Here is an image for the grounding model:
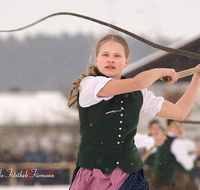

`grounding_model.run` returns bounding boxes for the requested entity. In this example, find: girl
[68,34,200,190]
